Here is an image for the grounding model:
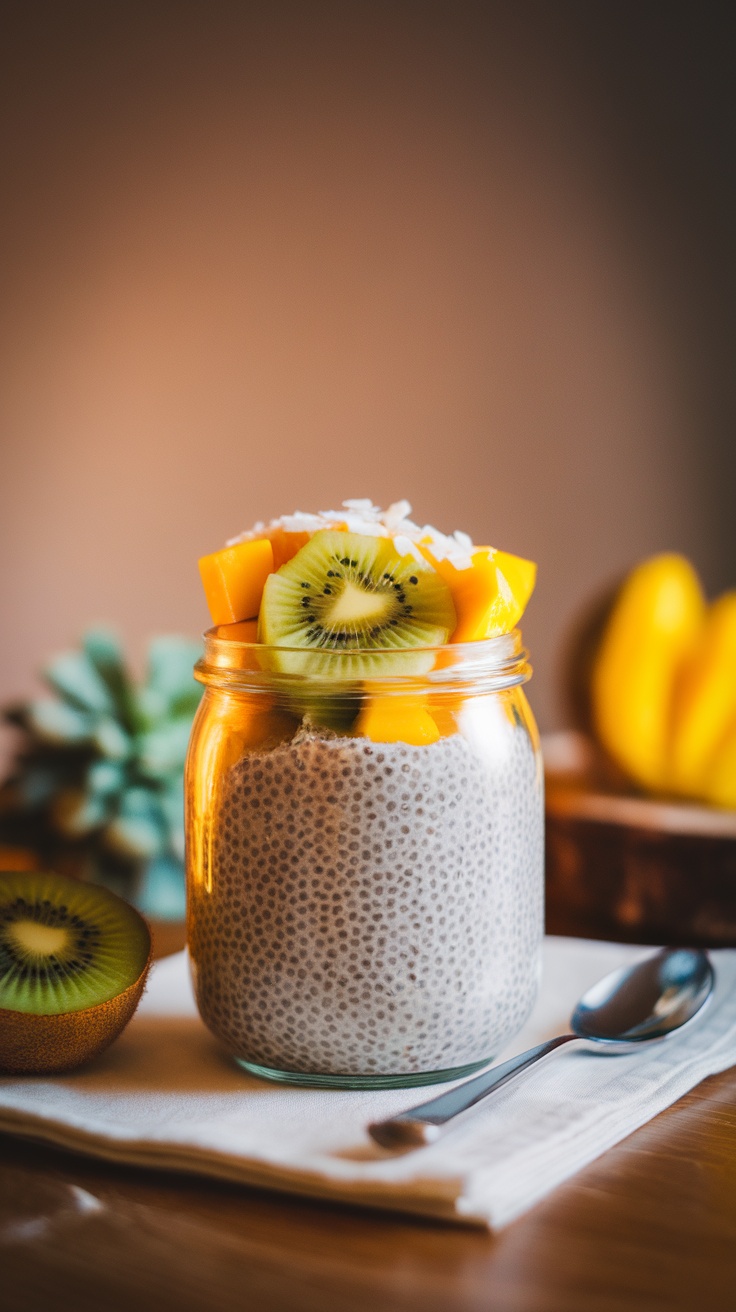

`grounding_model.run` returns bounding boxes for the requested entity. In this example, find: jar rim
[196,627,532,694]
